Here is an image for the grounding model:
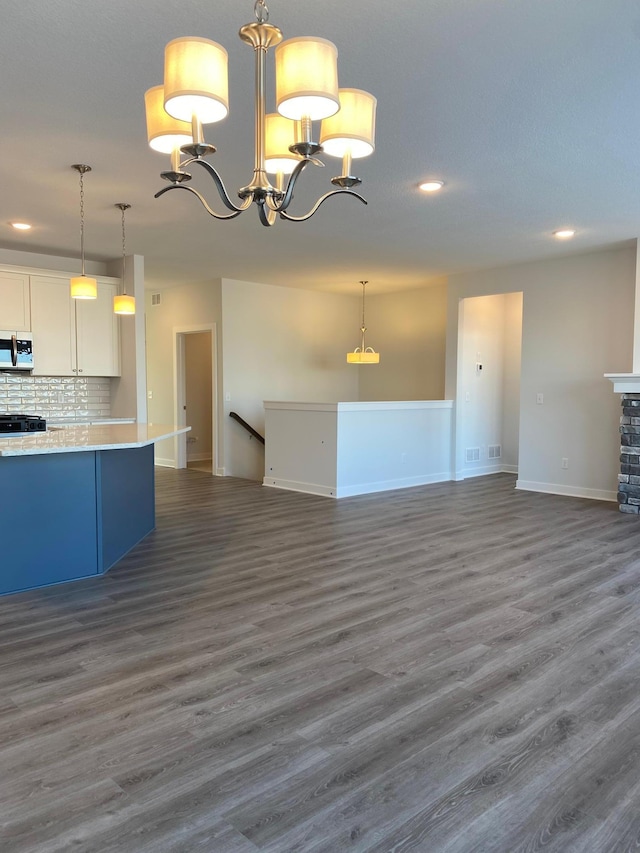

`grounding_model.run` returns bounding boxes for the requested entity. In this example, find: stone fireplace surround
[606,375,640,513]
